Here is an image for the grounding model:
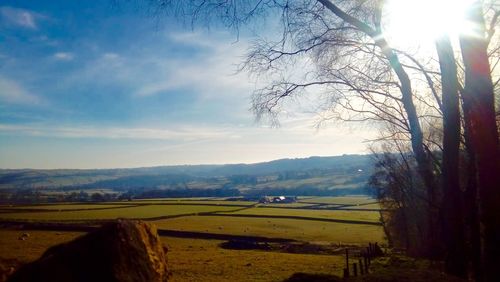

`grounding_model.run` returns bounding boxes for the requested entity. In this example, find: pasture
[0,196,385,281]
[152,216,384,243]
[219,207,381,223]
[0,204,239,221]
[298,196,376,205]
[0,204,134,211]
